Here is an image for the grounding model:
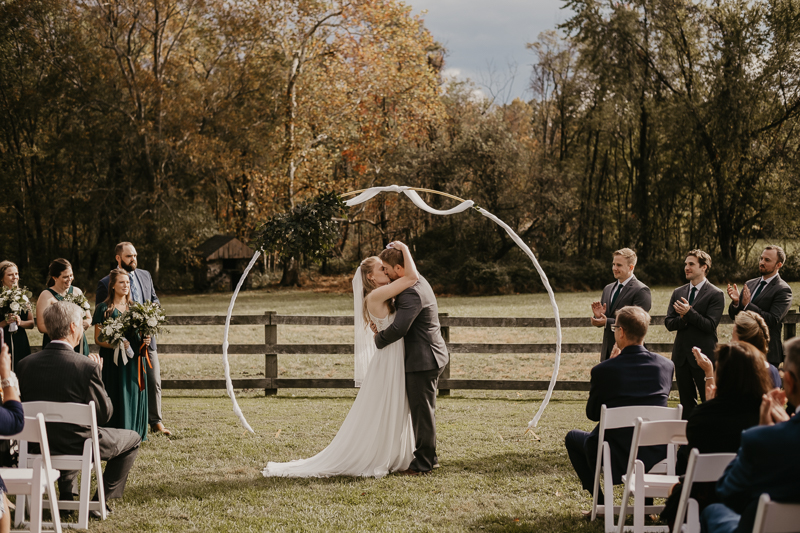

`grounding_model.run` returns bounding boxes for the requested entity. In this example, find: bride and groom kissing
[262,242,449,478]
